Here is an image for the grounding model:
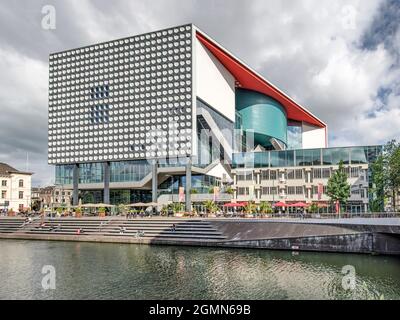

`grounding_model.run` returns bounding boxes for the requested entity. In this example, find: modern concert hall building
[48,24,381,212]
